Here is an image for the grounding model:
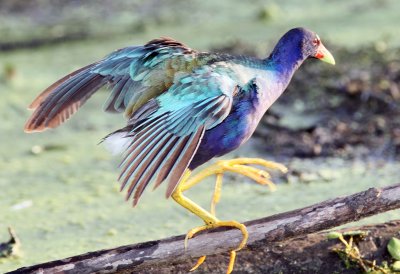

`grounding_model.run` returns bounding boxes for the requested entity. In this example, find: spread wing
[110,67,238,205]
[24,38,199,132]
